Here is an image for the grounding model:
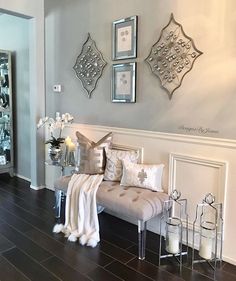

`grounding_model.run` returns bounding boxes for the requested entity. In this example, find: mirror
[0,50,12,167]
[0,51,10,109]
